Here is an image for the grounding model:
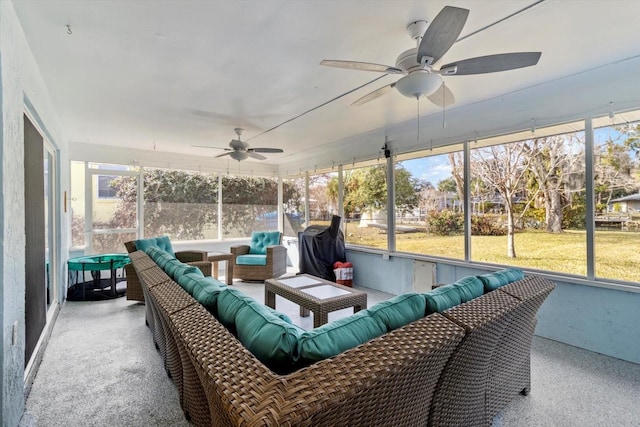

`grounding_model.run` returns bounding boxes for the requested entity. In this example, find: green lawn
[333,223,640,283]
